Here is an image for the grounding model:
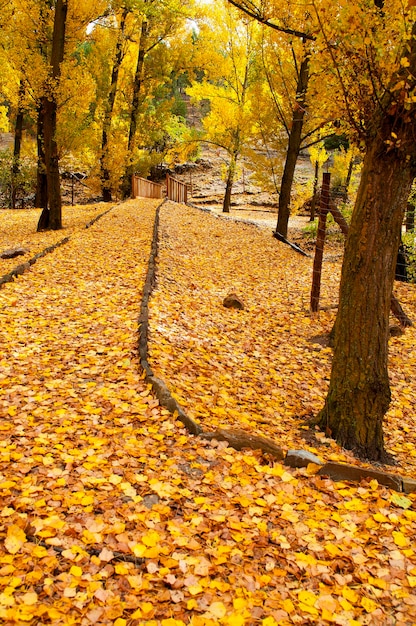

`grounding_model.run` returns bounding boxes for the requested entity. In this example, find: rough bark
[37,0,68,232]
[317,129,416,460]
[41,96,62,230]
[276,52,310,238]
[100,8,128,202]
